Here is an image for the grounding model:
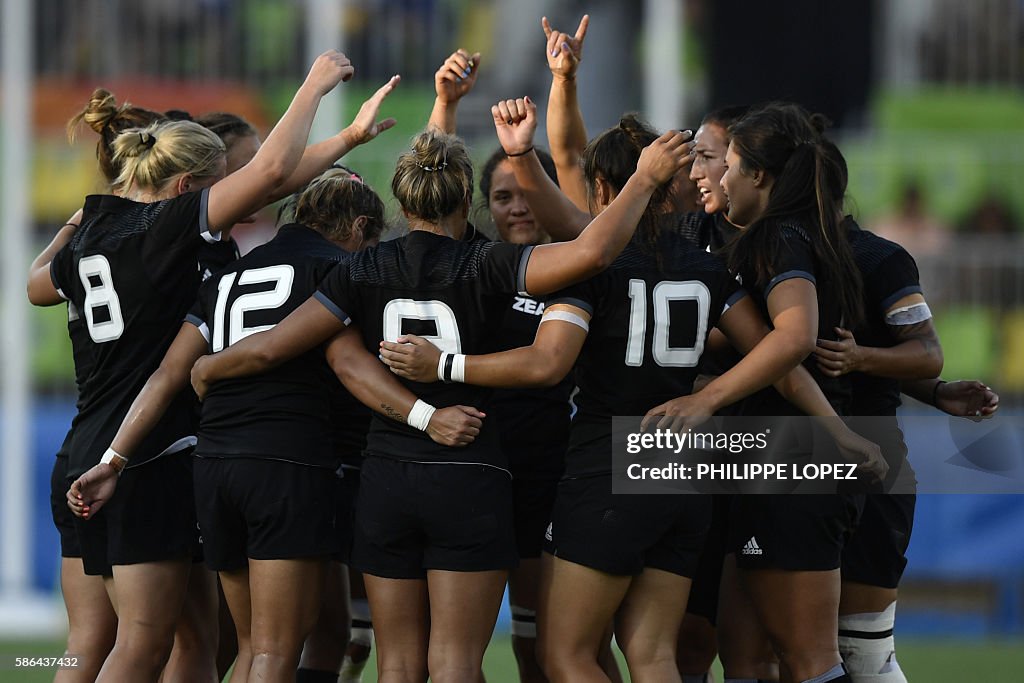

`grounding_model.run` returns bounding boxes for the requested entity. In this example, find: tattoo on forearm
[381,403,404,422]
[890,321,941,356]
